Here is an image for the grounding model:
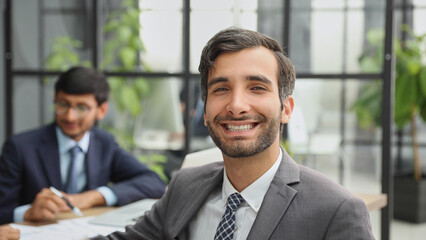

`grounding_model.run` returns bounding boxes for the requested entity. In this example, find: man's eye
[57,102,69,108]
[76,105,90,112]
[213,87,228,93]
[251,86,267,91]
